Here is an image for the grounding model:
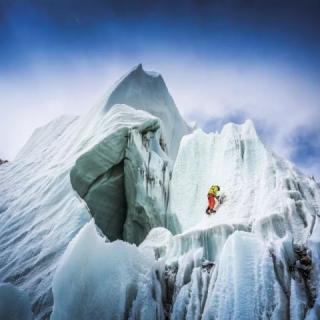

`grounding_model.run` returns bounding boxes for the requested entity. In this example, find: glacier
[69,105,180,244]
[0,64,319,320]
[0,282,33,320]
